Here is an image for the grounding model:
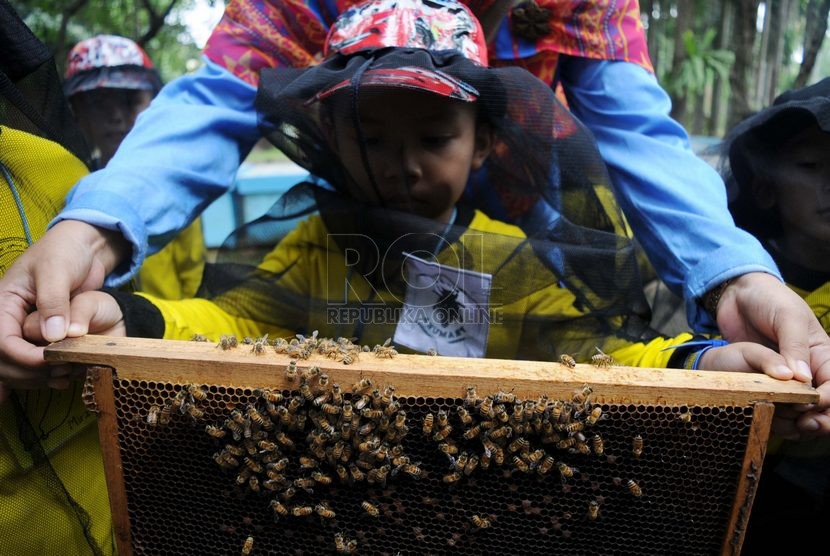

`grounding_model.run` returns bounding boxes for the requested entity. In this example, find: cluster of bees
[213,331,397,364]
[422,383,644,525]
[175,334,651,552]
[202,339,418,555]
